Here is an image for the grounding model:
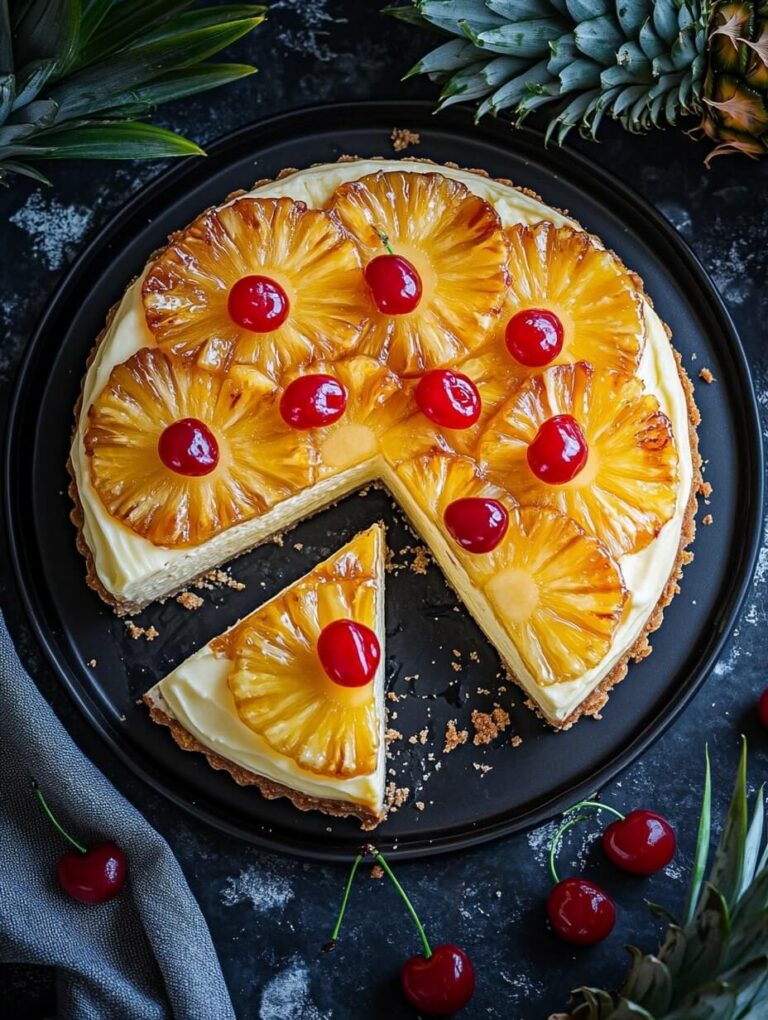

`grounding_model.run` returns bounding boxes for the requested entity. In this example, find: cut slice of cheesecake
[143,524,387,828]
